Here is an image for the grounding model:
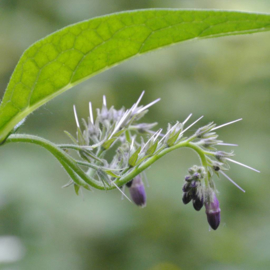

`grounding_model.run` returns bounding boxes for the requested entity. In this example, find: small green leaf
[105,170,120,178]
[64,131,78,145]
[113,129,125,138]
[125,130,132,143]
[83,185,92,191]
[102,129,125,149]
[146,141,158,156]
[76,127,85,145]
[128,147,141,167]
[102,137,116,149]
[74,184,80,195]
[167,130,182,146]
[1,9,270,142]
